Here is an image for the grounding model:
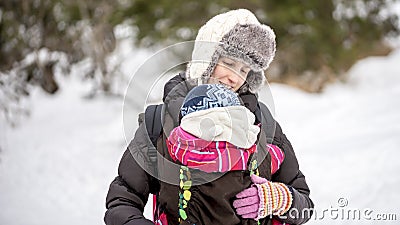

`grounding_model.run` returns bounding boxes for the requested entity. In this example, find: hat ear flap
[245,70,265,93]
[201,51,221,84]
